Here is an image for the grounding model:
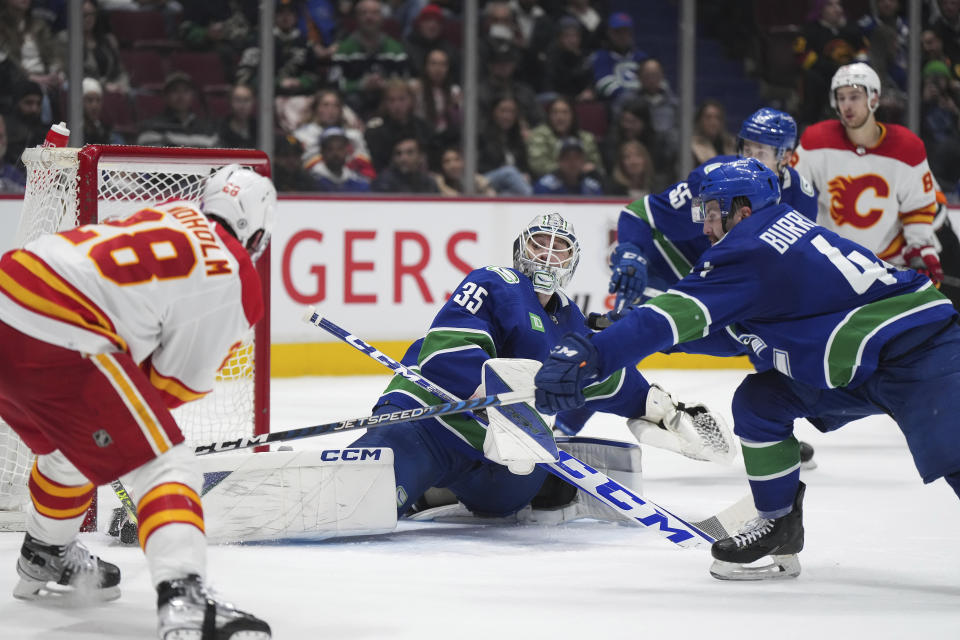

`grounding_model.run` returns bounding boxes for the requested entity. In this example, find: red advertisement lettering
[345,230,377,303]
[444,231,477,300]
[282,230,326,304]
[394,231,432,303]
